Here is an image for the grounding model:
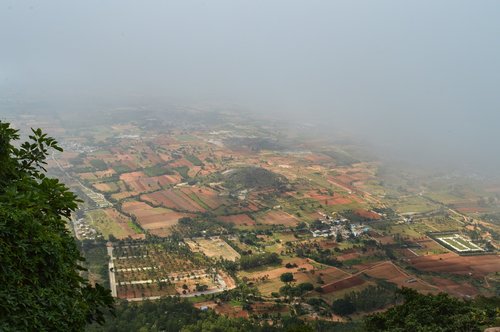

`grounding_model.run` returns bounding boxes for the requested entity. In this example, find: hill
[222,167,289,191]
